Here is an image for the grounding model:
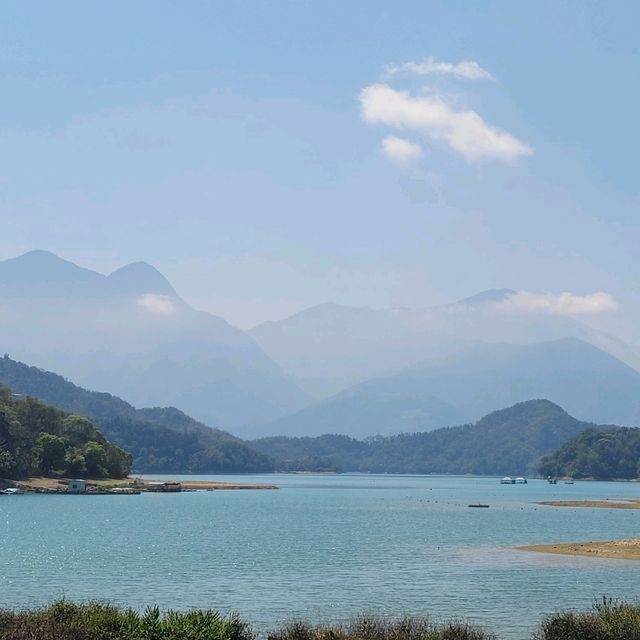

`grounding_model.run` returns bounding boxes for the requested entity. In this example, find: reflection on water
[1,474,639,640]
